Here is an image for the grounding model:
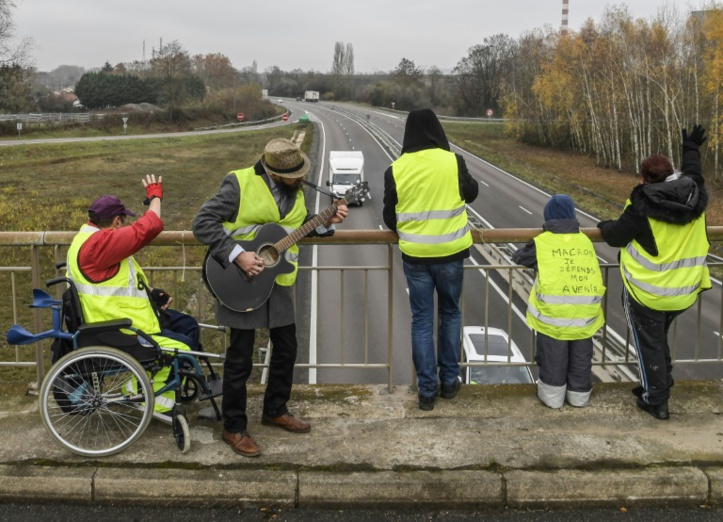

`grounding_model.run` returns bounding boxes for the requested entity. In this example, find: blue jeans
[403,259,464,397]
